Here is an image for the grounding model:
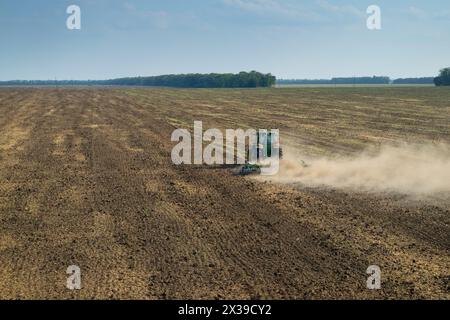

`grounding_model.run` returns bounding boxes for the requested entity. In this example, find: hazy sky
[0,0,449,80]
